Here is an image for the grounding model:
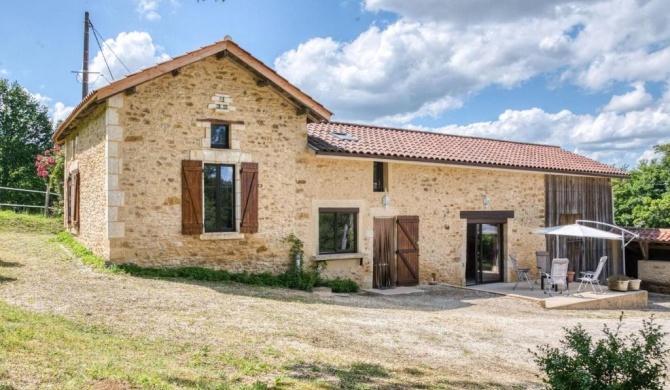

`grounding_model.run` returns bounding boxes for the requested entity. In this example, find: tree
[0,78,54,207]
[613,143,670,228]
